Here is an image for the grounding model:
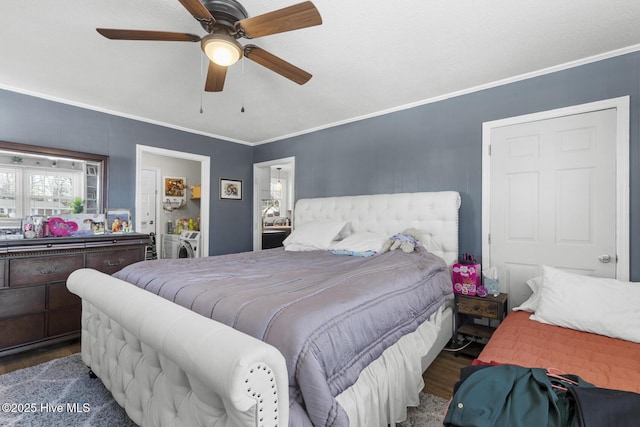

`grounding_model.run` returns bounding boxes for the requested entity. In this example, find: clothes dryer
[178,231,201,258]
